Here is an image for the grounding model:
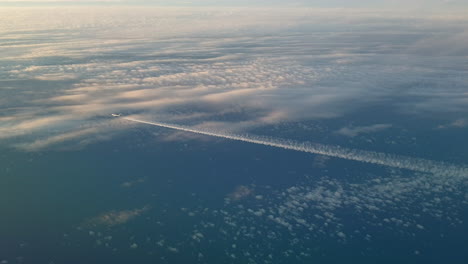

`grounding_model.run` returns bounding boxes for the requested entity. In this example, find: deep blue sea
[1,116,467,263]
